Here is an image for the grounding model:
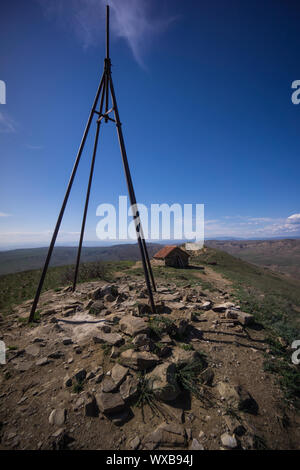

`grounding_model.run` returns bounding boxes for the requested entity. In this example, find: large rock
[200,301,212,310]
[213,302,235,312]
[101,376,119,393]
[143,423,186,449]
[49,409,66,426]
[120,375,139,401]
[147,363,180,402]
[89,284,118,300]
[95,391,125,414]
[190,438,204,450]
[120,349,159,370]
[89,301,105,315]
[132,334,150,347]
[236,311,254,326]
[93,331,124,347]
[119,315,149,337]
[111,364,129,387]
[221,433,238,449]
